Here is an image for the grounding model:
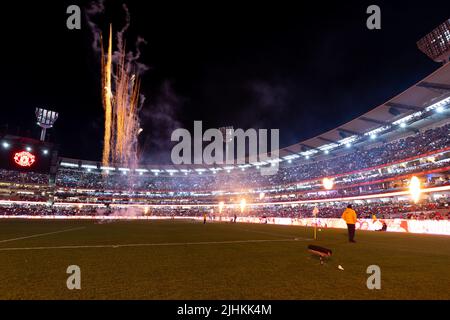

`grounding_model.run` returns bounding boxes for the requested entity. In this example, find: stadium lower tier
[0,205,449,236]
